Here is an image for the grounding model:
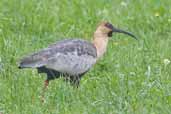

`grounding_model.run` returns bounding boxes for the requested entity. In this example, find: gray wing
[19,39,97,74]
[19,48,52,68]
